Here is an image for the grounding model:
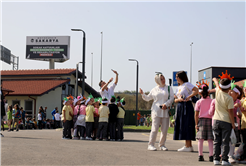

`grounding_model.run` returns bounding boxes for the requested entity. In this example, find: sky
[0,1,245,93]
